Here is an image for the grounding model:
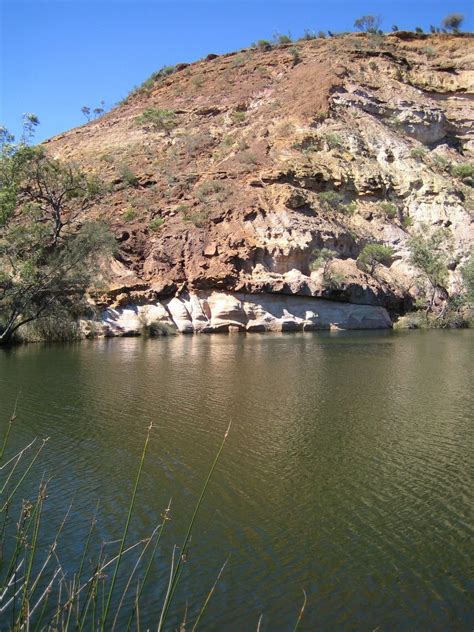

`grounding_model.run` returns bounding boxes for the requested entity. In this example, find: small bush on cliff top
[252,39,272,51]
[300,29,317,41]
[442,13,464,33]
[354,15,381,33]
[138,65,176,93]
[274,33,292,45]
